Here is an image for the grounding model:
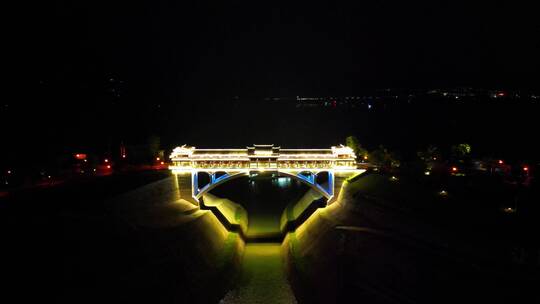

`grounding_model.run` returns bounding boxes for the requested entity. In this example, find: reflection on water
[249,176,292,188]
[209,174,309,238]
[274,177,292,188]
